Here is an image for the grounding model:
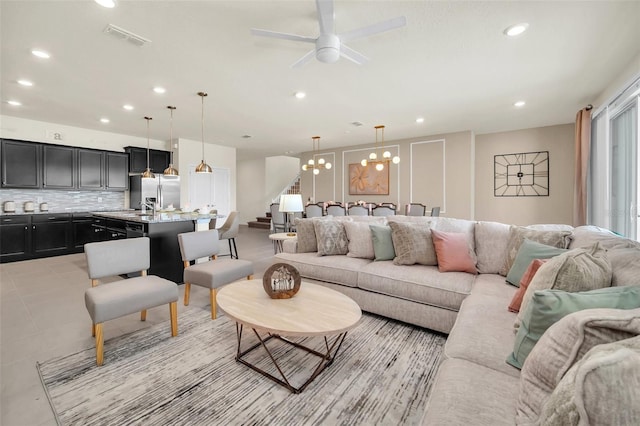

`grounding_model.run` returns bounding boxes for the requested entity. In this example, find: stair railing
[271,173,301,204]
